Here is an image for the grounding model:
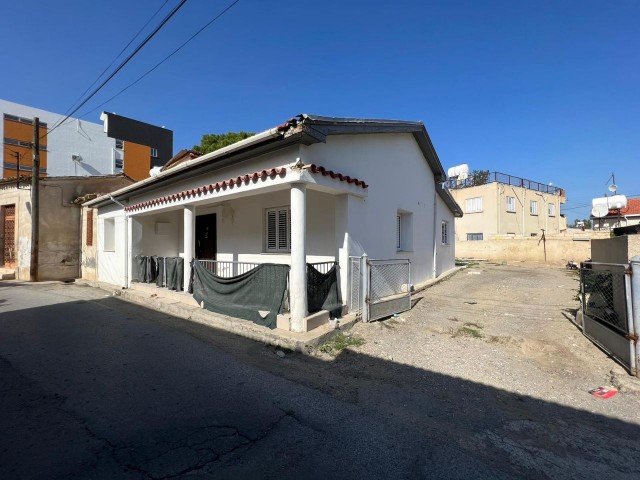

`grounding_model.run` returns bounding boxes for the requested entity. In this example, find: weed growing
[319,333,365,356]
